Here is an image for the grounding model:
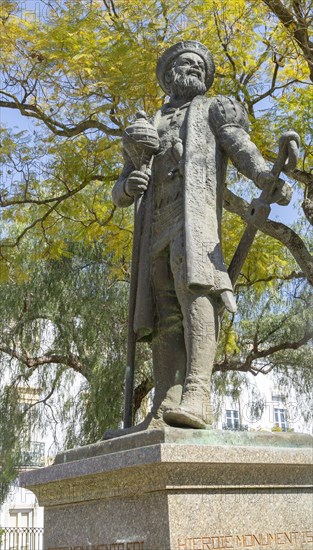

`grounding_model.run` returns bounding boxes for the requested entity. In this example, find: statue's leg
[150,250,186,417]
[104,247,186,440]
[163,230,220,429]
[163,293,219,428]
